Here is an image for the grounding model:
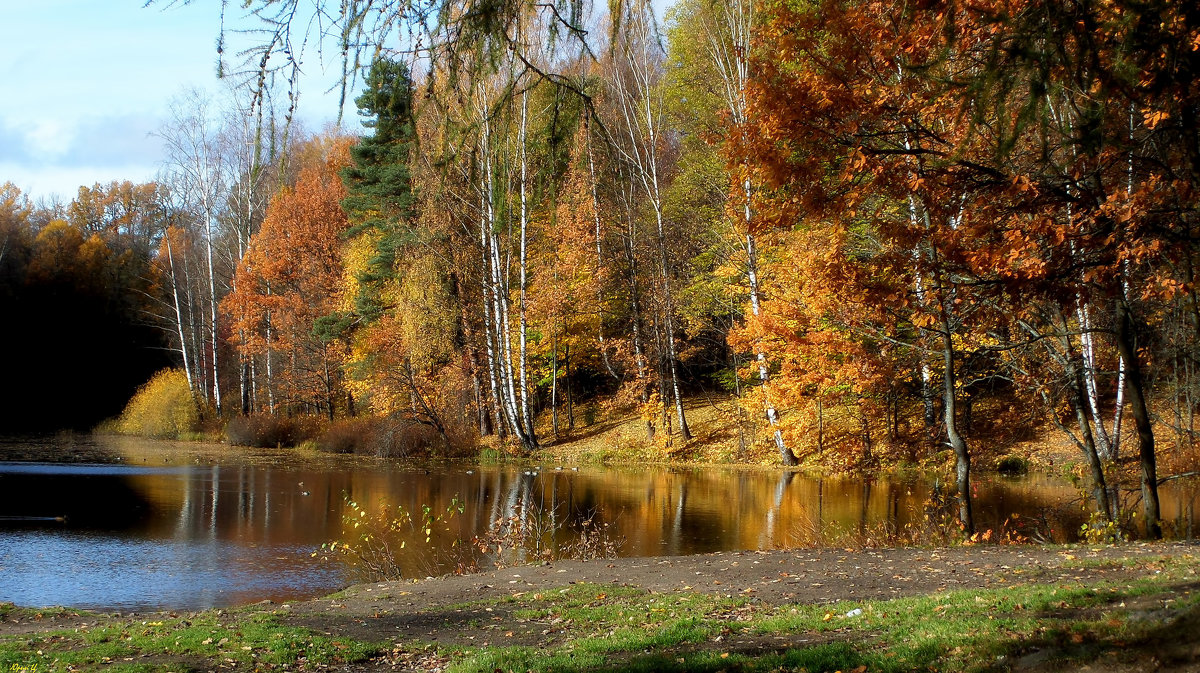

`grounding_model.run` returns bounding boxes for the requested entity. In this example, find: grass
[0,607,380,672]
[525,397,767,467]
[3,552,1197,672]
[434,553,1200,673]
